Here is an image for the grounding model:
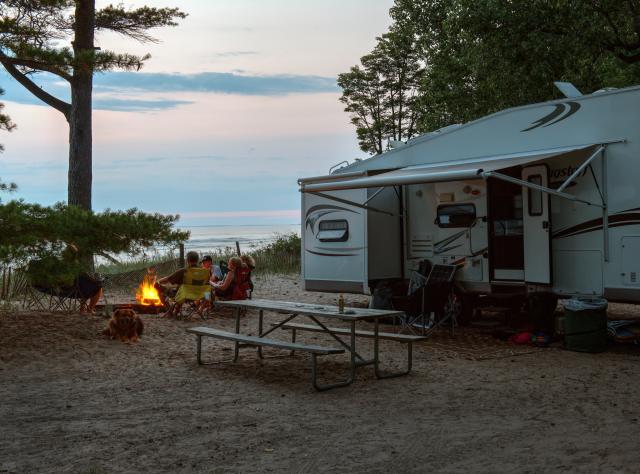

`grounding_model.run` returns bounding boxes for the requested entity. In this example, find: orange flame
[135,274,163,306]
